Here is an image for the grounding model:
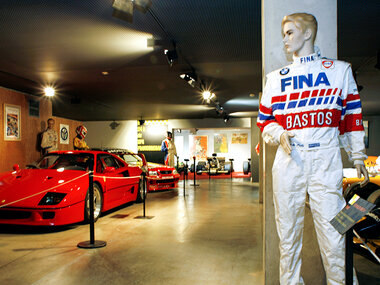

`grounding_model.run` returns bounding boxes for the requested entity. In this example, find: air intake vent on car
[160,170,172,175]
